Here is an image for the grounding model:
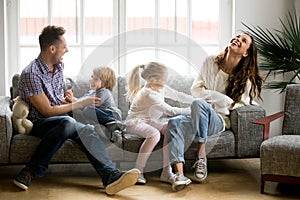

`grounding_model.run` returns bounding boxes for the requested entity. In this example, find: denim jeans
[82,106,121,125]
[167,99,223,164]
[28,115,116,180]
